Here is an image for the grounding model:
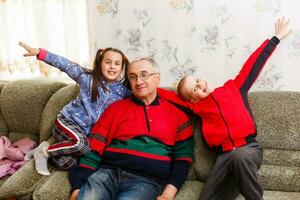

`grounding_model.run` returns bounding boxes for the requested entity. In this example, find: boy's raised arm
[275,17,293,41]
[233,17,292,92]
